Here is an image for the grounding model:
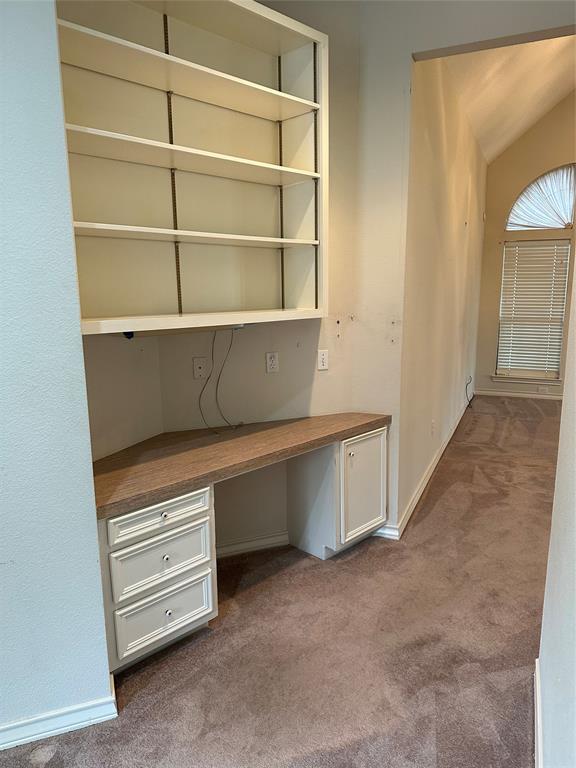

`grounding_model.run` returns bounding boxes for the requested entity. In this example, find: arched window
[506,164,575,231]
[497,164,574,381]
